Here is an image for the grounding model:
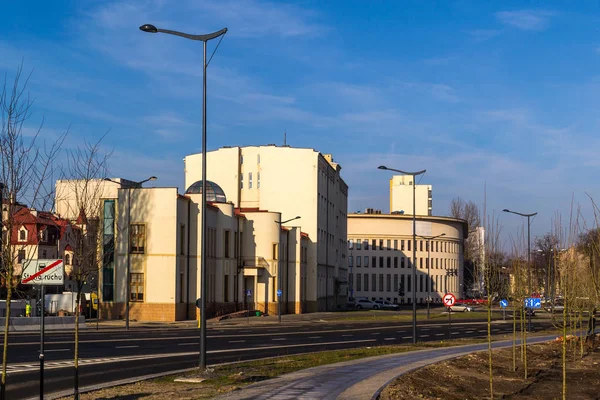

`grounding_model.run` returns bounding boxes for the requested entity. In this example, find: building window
[257,172,261,188]
[257,154,260,164]
[348,240,353,250]
[272,243,278,260]
[103,200,115,302]
[356,256,361,267]
[420,257,423,268]
[393,274,398,292]
[420,275,424,292]
[130,273,144,301]
[386,274,391,292]
[379,274,384,292]
[420,241,423,251]
[387,257,391,268]
[372,239,376,250]
[356,239,361,250]
[240,155,244,164]
[393,240,398,250]
[372,274,377,291]
[240,174,243,189]
[130,224,146,254]
[407,275,411,293]
[401,275,406,294]
[379,256,384,268]
[379,239,384,250]
[372,256,376,268]
[18,250,25,263]
[408,240,411,251]
[401,240,405,251]
[363,240,369,250]
[436,241,439,252]
[364,256,369,267]
[224,275,229,302]
[401,257,405,268]
[349,255,353,267]
[40,229,48,243]
[394,257,398,268]
[426,241,429,252]
[18,228,27,242]
[364,274,369,292]
[249,172,253,189]
[356,273,361,291]
[224,231,230,258]
[387,240,391,250]
[65,254,71,265]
